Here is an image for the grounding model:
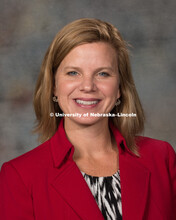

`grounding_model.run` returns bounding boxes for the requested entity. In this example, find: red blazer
[0,119,176,220]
